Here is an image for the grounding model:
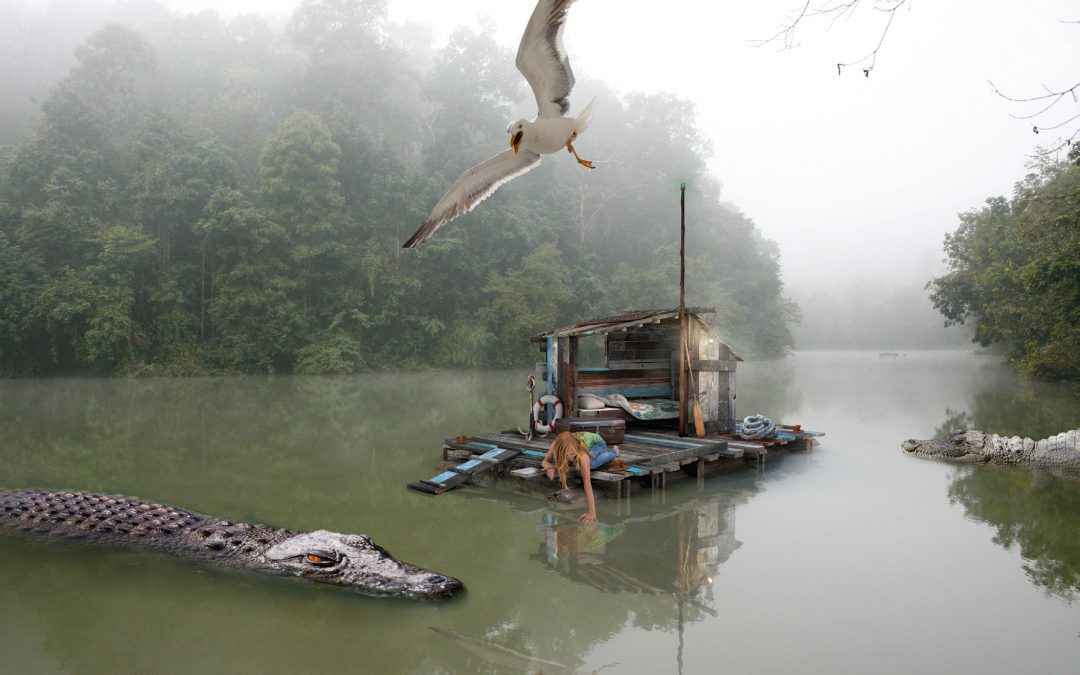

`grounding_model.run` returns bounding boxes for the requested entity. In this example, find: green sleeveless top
[574,431,604,449]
